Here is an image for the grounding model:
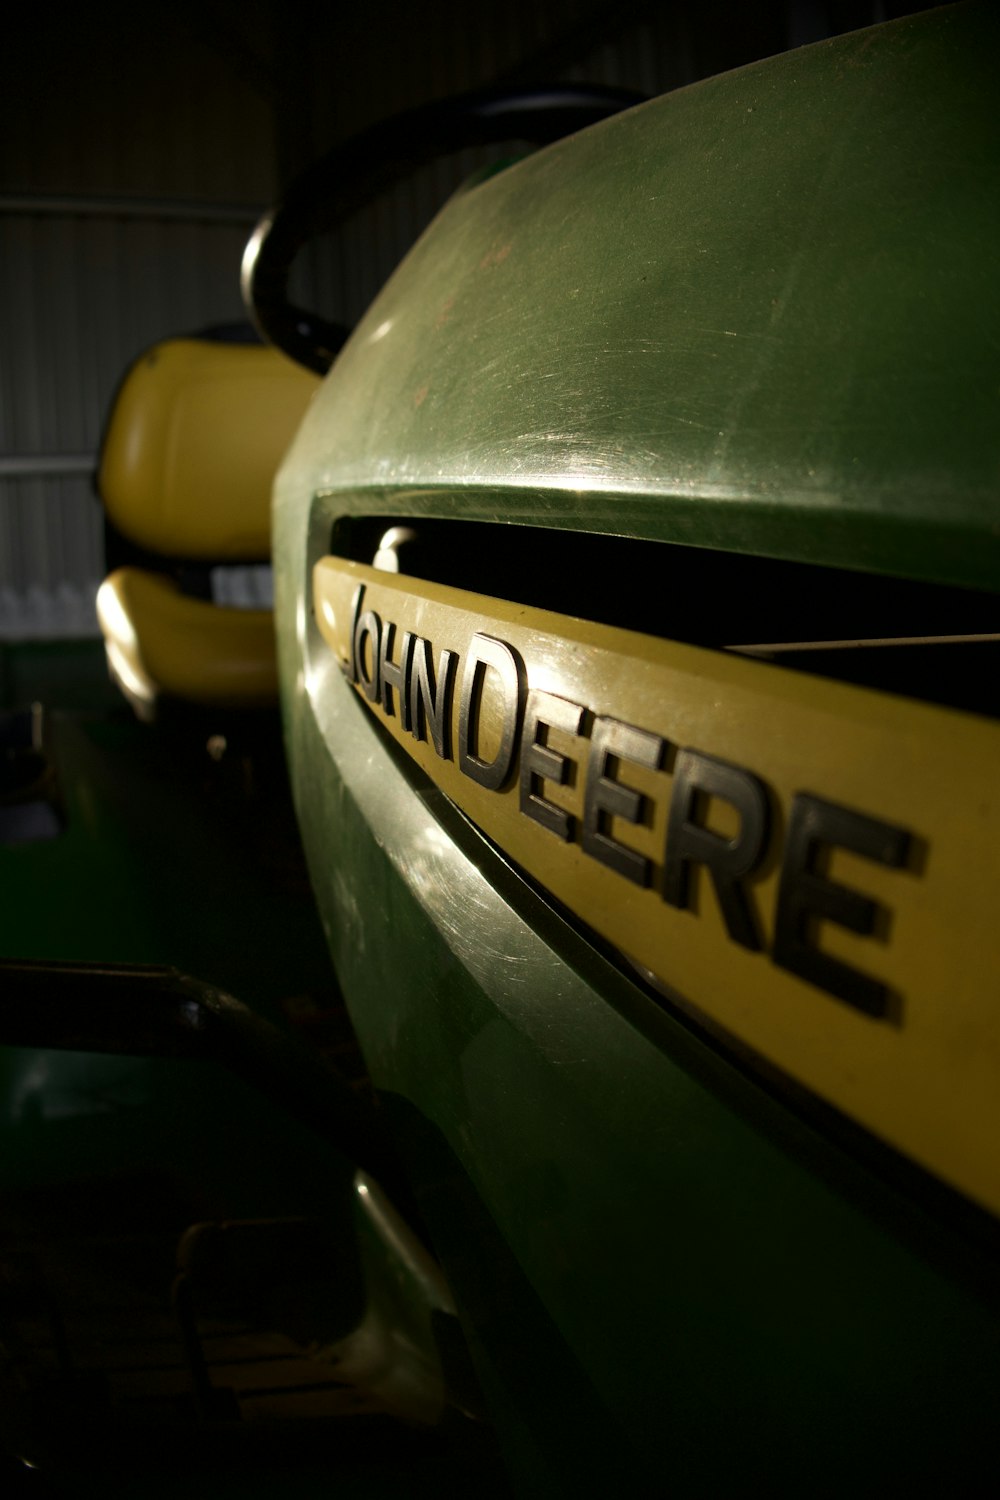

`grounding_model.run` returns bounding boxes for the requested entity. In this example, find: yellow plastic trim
[99,340,319,559]
[315,557,1000,1219]
[97,568,278,710]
